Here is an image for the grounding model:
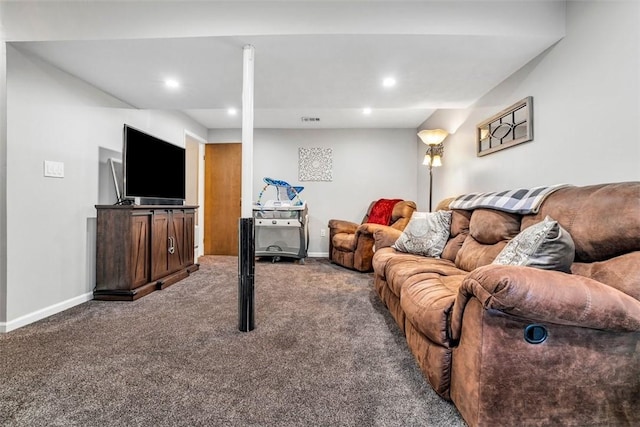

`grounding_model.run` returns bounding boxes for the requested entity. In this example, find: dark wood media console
[94,205,199,301]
